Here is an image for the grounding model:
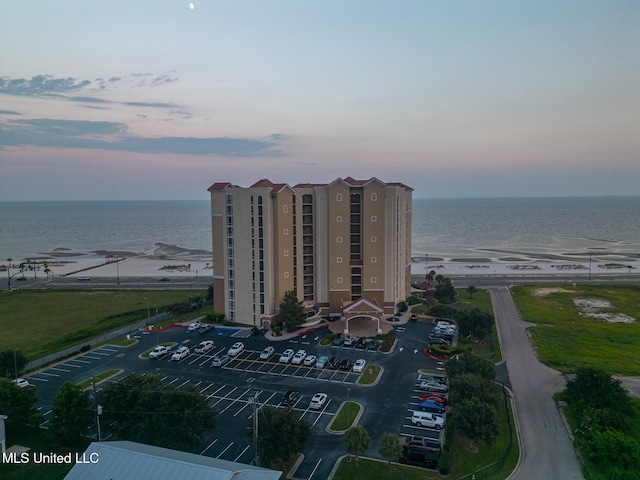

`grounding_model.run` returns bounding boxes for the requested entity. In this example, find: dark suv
[281,390,300,406]
[332,333,343,346]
